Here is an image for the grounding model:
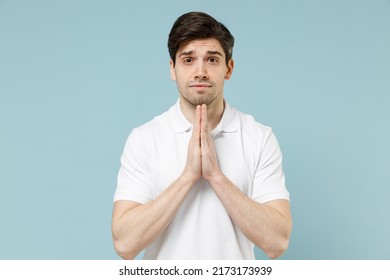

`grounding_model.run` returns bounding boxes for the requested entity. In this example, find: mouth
[189,83,212,89]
